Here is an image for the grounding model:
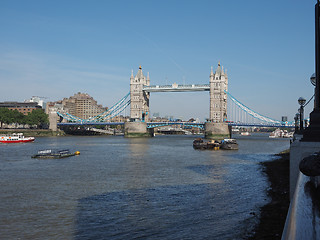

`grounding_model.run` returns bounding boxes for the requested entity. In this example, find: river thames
[0,133,289,239]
